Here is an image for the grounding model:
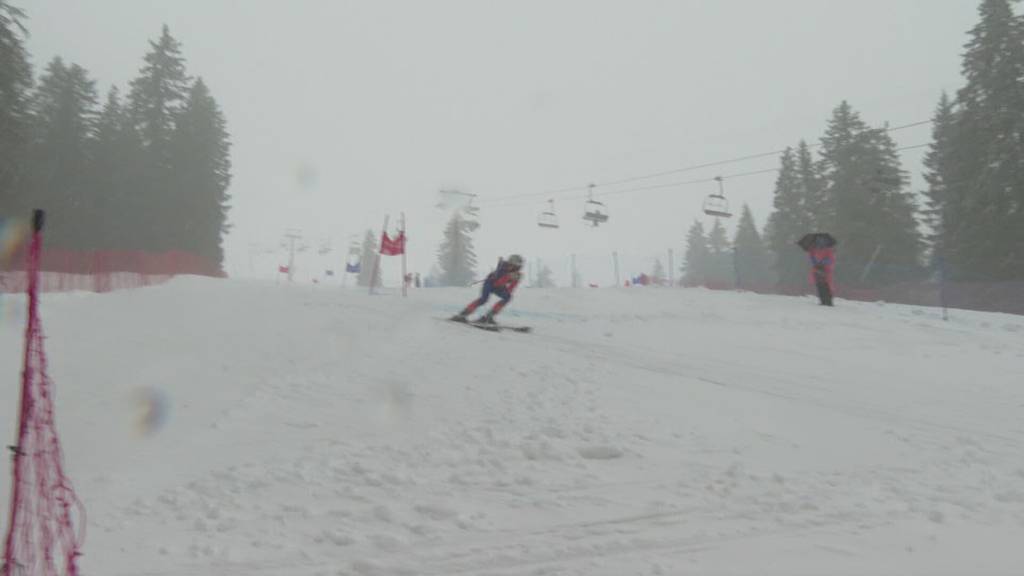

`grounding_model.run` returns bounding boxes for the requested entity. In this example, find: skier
[451,254,524,324]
